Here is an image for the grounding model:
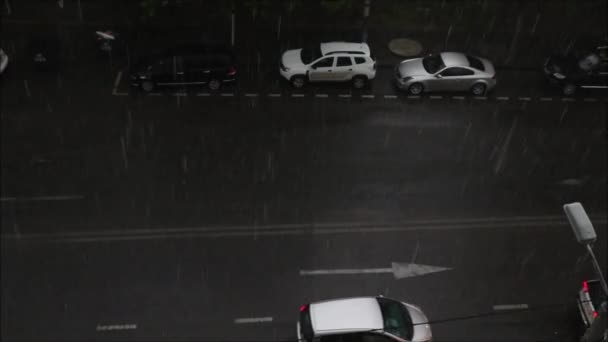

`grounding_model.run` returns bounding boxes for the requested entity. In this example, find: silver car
[395,52,496,95]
